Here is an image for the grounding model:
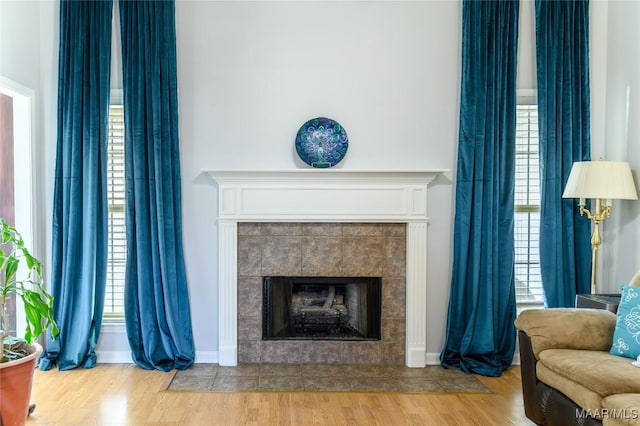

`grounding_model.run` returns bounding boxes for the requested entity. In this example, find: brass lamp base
[578,198,611,294]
